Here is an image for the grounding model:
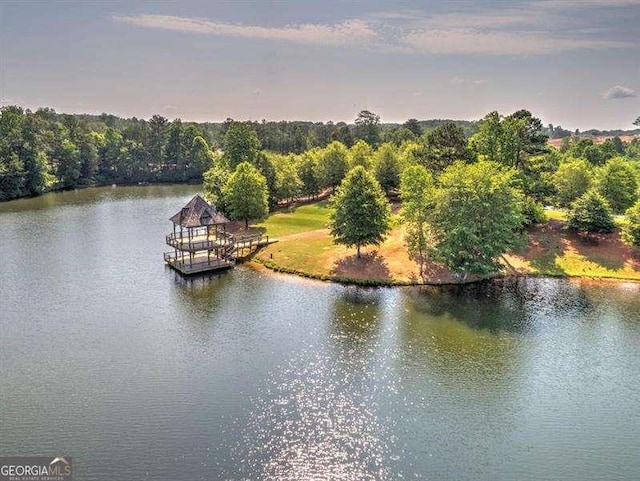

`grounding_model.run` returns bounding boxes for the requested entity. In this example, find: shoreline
[248,257,640,288]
